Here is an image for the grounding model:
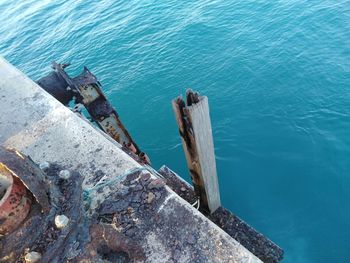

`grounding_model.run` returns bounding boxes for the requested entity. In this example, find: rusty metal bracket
[37,63,150,164]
